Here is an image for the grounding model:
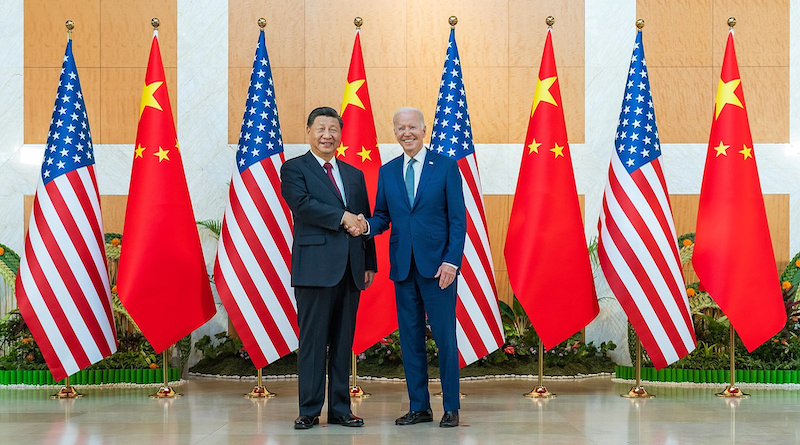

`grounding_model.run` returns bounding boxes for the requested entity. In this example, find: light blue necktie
[405,158,416,206]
